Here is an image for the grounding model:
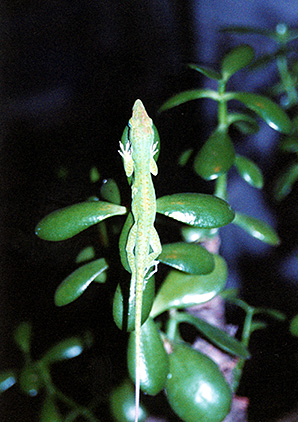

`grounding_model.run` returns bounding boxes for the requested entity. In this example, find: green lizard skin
[119,99,162,422]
